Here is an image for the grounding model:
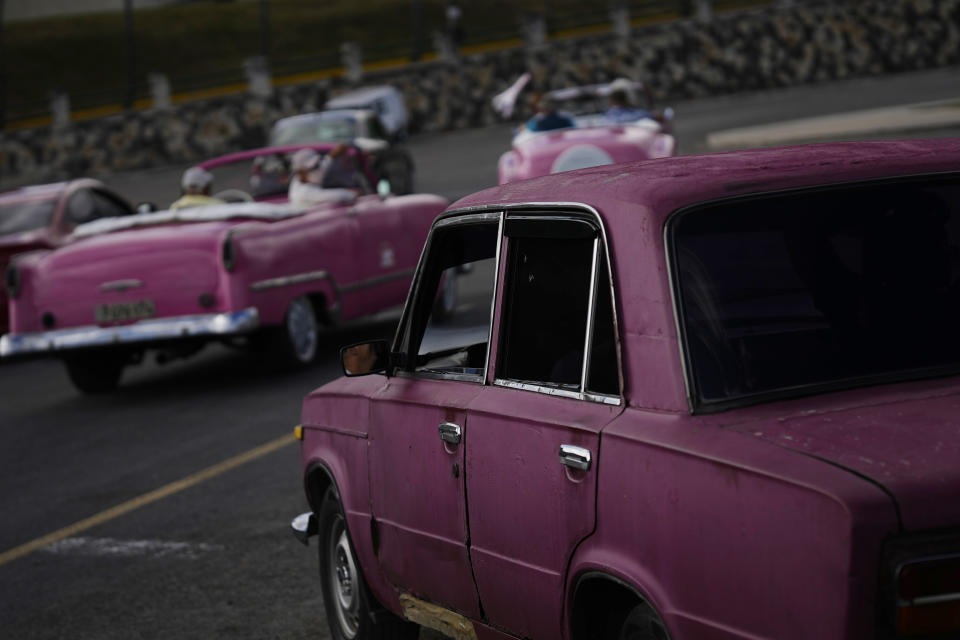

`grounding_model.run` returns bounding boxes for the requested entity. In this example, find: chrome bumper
[291,511,317,546]
[0,307,259,358]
